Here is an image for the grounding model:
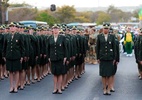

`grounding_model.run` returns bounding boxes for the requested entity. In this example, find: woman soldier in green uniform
[48,25,67,94]
[109,28,120,92]
[137,28,142,79]
[0,26,4,80]
[96,23,116,95]
[3,22,25,93]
